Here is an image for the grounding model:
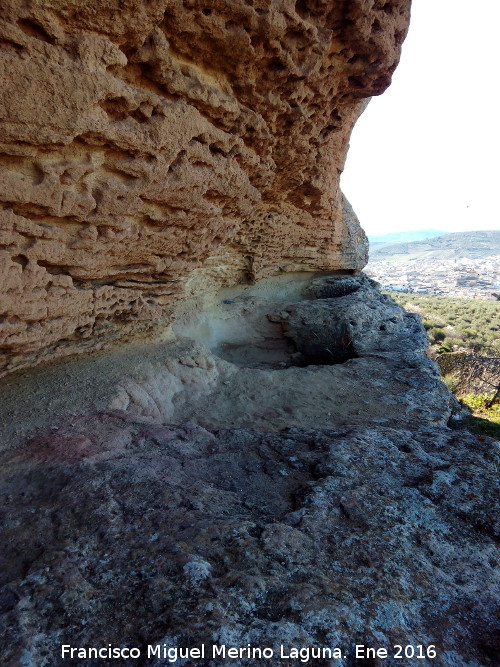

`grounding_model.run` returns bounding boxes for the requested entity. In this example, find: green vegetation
[388,292,500,437]
[460,393,500,438]
[388,293,499,354]
[442,373,460,393]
